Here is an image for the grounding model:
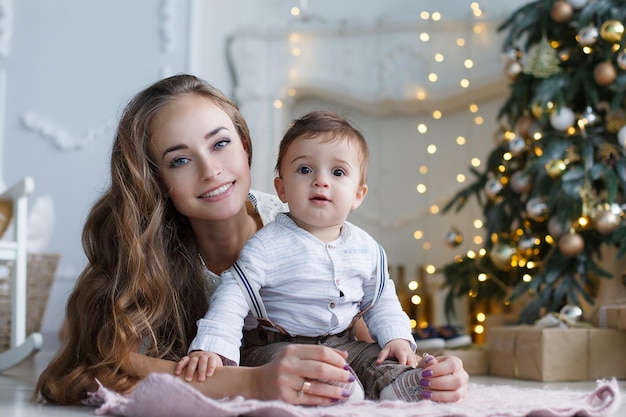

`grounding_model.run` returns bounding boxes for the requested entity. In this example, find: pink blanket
[86,373,622,417]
